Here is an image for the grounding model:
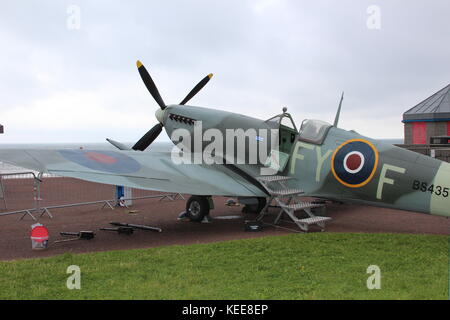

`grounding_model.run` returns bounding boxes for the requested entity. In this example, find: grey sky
[0,0,448,143]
